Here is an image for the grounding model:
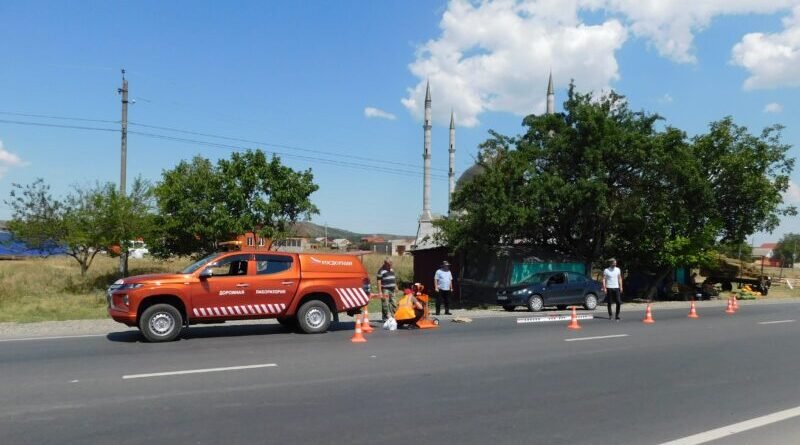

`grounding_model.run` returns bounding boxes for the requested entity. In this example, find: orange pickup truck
[107,250,369,342]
